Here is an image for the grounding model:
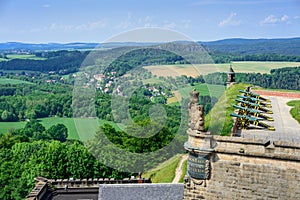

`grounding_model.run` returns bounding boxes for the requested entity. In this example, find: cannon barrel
[236,99,273,114]
[233,104,274,121]
[237,95,272,108]
[239,90,270,102]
